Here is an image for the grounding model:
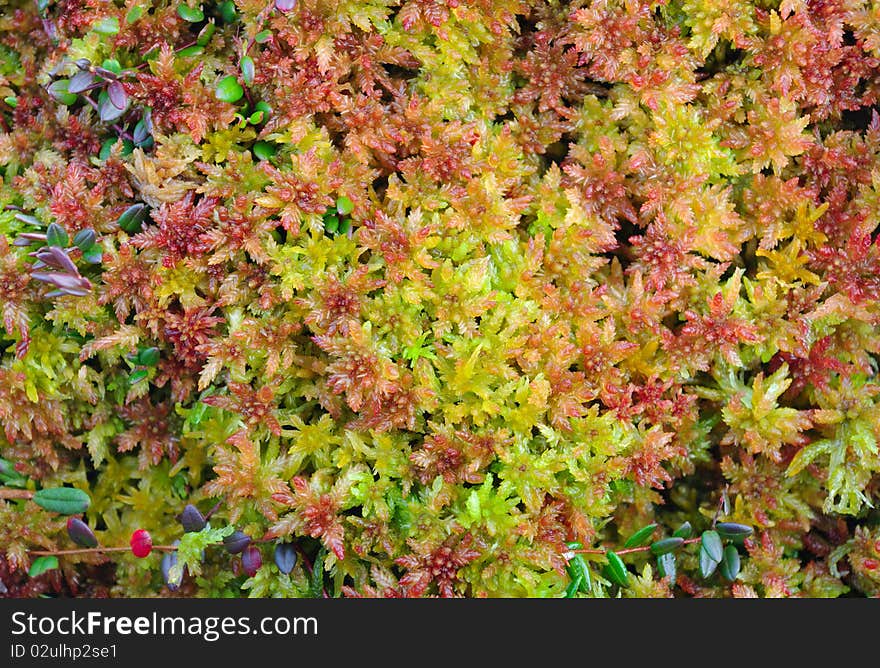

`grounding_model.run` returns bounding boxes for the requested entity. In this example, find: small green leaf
[699,530,723,579]
[48,80,78,106]
[337,218,351,235]
[215,75,244,103]
[93,16,120,35]
[565,553,591,594]
[604,551,629,587]
[196,21,216,46]
[177,4,205,22]
[672,521,693,539]
[137,347,160,366]
[82,248,103,264]
[33,487,91,515]
[248,110,265,125]
[133,119,151,146]
[28,556,59,578]
[117,203,148,233]
[46,223,68,248]
[719,545,741,582]
[129,369,149,384]
[324,215,339,234]
[219,1,237,23]
[255,29,272,43]
[335,195,354,216]
[650,536,684,556]
[656,553,676,582]
[3,96,16,108]
[252,141,276,160]
[623,523,658,548]
[255,100,271,118]
[715,522,754,539]
[126,5,144,23]
[564,574,583,598]
[701,530,723,562]
[101,59,123,75]
[176,45,204,58]
[73,228,96,250]
[240,56,255,86]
